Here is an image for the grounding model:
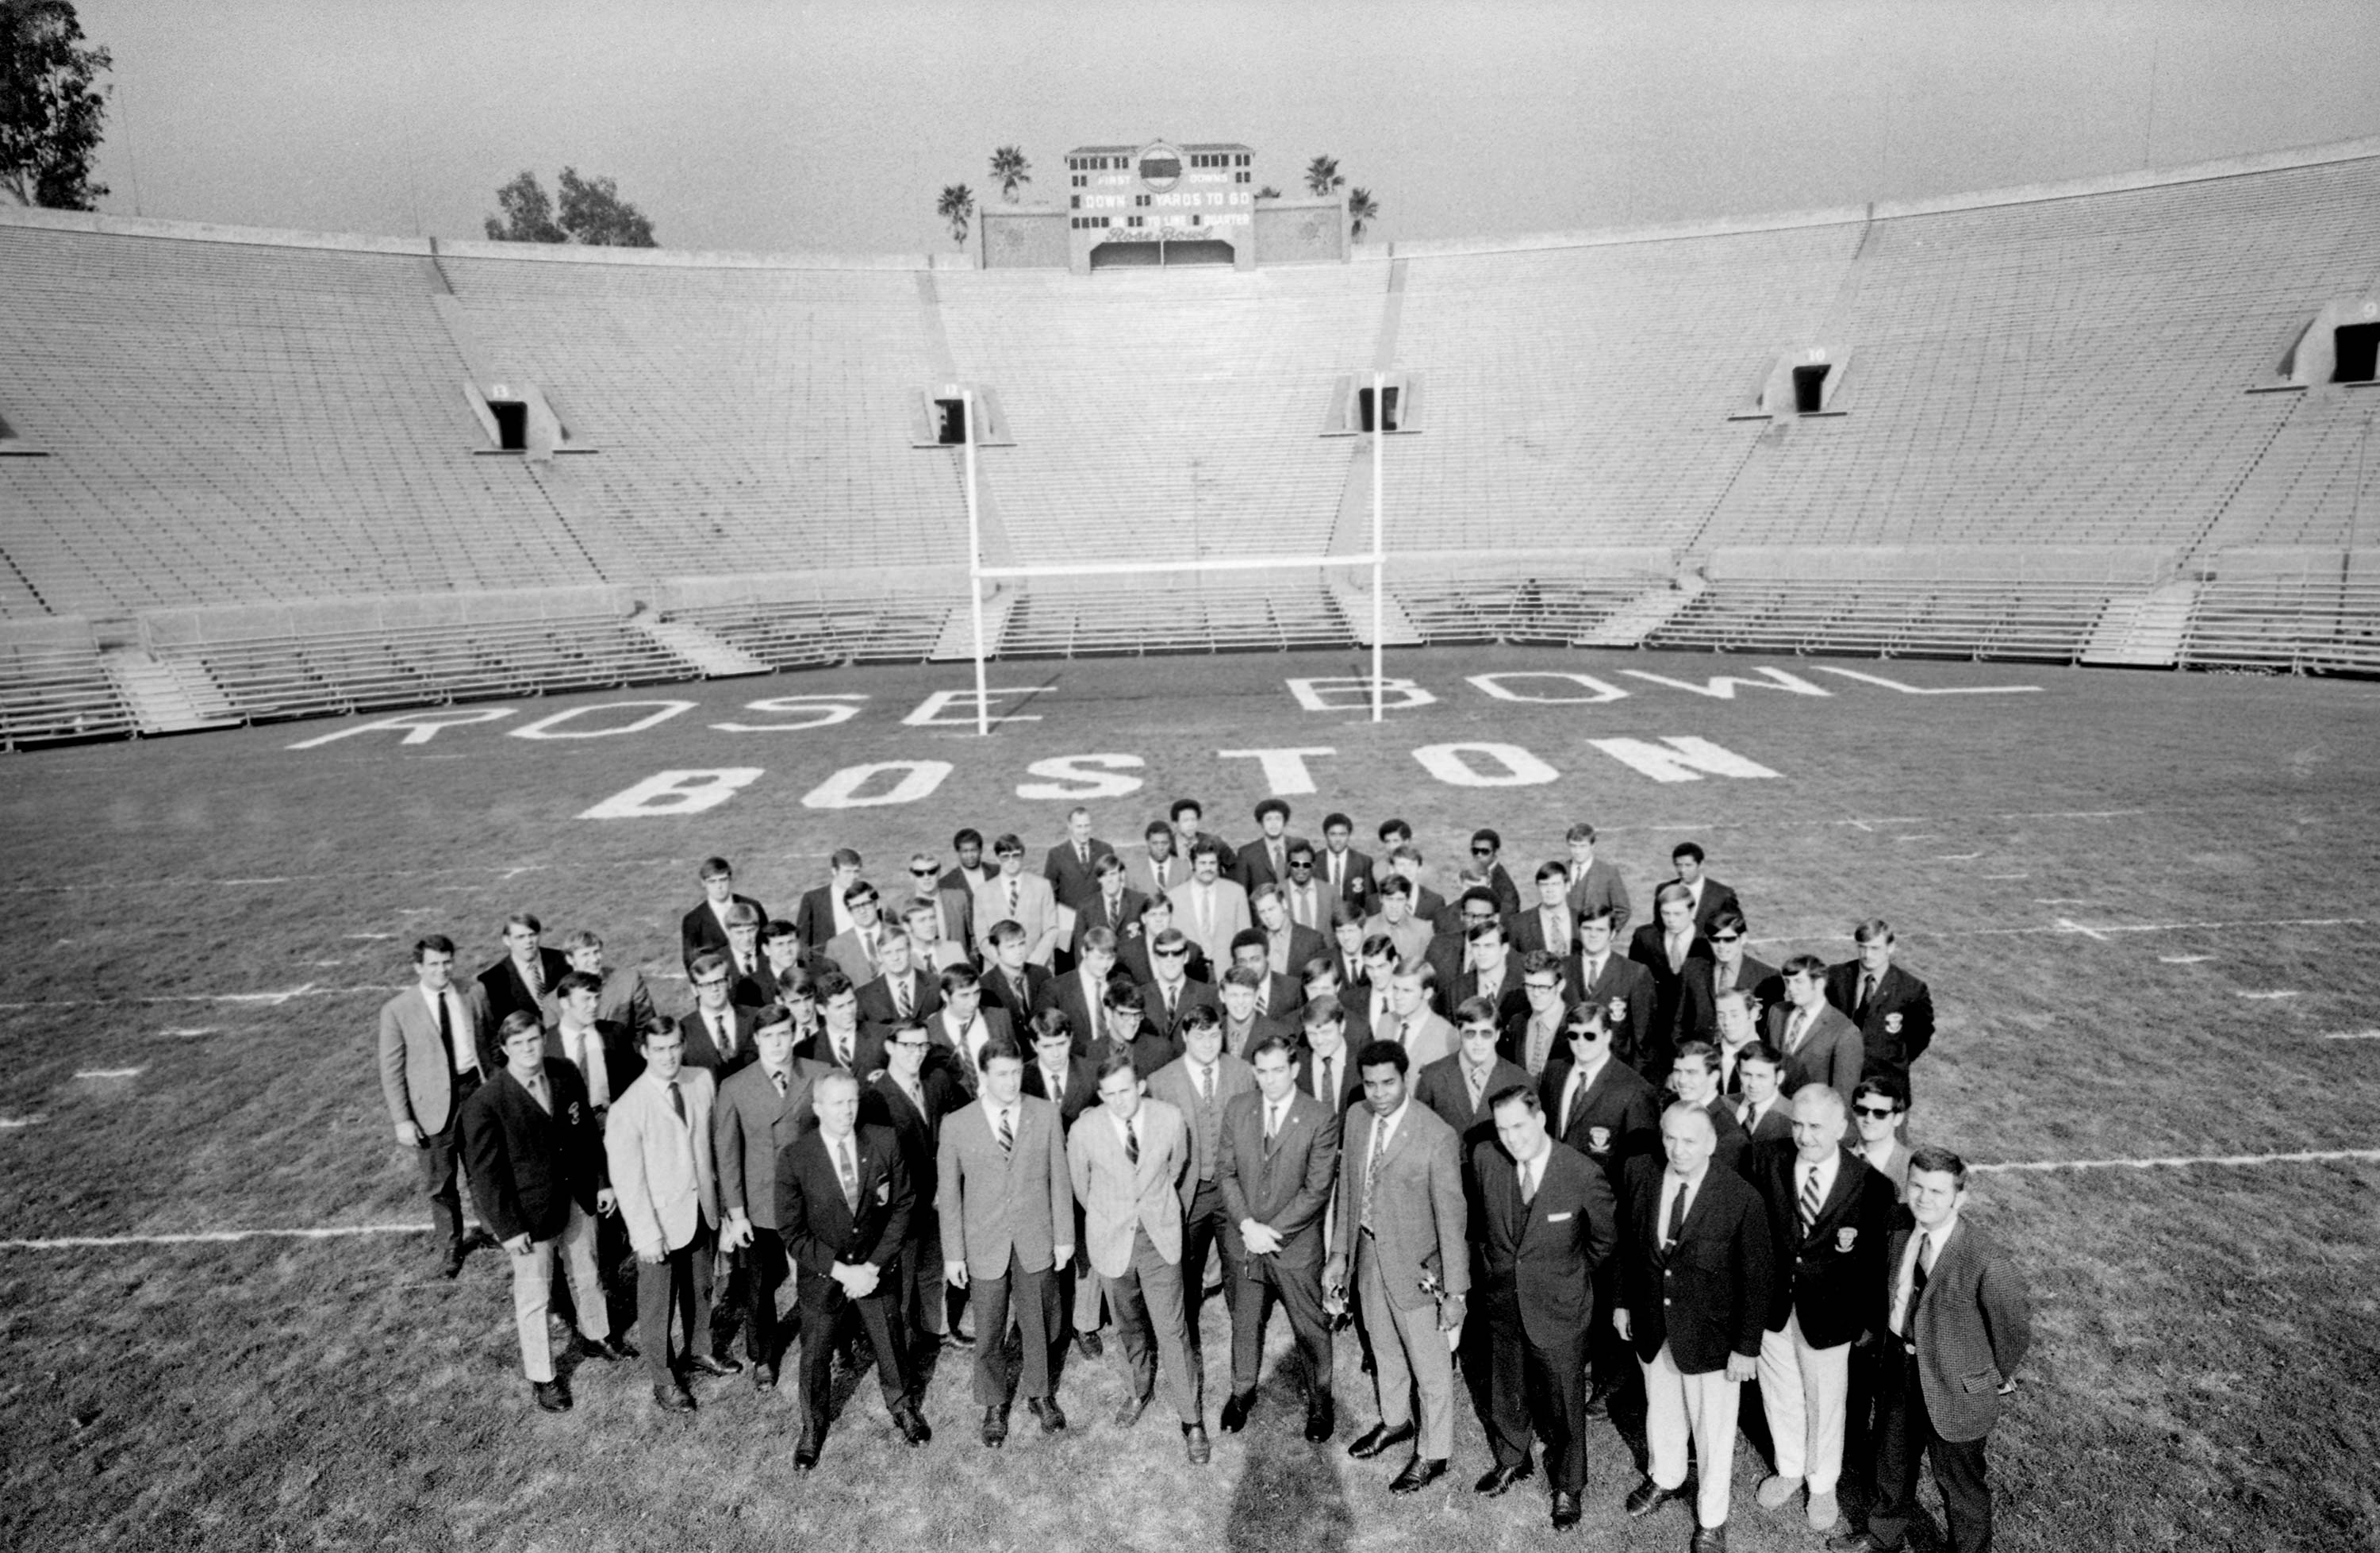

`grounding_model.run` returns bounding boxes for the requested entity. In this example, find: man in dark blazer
[1146,1006,1258,1371]
[1293,998,1365,1114]
[1069,855,1147,965]
[547,971,643,1113]
[775,1069,932,1467]
[1568,906,1657,1078]
[1248,889,1328,992]
[1216,966,1299,1064]
[1629,883,1718,1082]
[1215,1032,1342,1441]
[1539,1005,1661,1414]
[679,951,761,1080]
[1316,813,1376,922]
[1043,805,1118,911]
[1116,896,1210,987]
[1502,952,1572,1080]
[1669,1040,1751,1176]
[712,1006,828,1388]
[1705,909,1782,1013]
[478,913,573,1032]
[1664,841,1744,936]
[865,1017,969,1354]
[939,828,993,901]
[1732,1042,1796,1149]
[1469,1085,1618,1531]
[1745,1086,1898,1536]
[1772,957,1868,1101]
[1138,928,1221,1041]
[981,920,1056,1029]
[1563,824,1632,937]
[857,931,944,1032]
[1080,978,1180,1081]
[1512,861,1580,959]
[793,849,866,953]
[1461,828,1525,919]
[377,934,498,1278]
[682,856,766,976]
[459,1011,628,1411]
[1413,998,1532,1158]
[925,967,1010,1093]
[1825,921,1937,1101]
[797,972,888,1082]
[1833,1148,2031,1553]
[1302,955,1373,1051]
[1232,798,1307,895]
[1616,1102,1774,1551]
[1276,842,1343,936]
[1038,927,1126,1044]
